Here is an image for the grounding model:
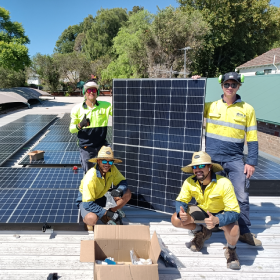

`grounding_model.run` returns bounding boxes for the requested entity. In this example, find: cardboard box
[80,225,161,280]
[28,150,45,161]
